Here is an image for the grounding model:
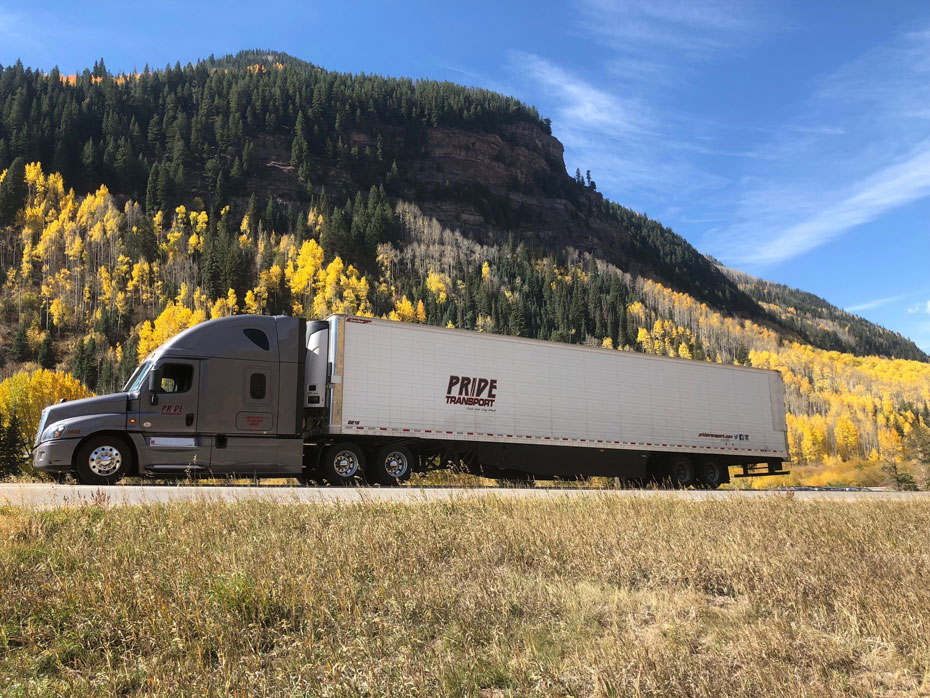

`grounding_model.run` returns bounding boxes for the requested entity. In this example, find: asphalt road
[1,483,928,508]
